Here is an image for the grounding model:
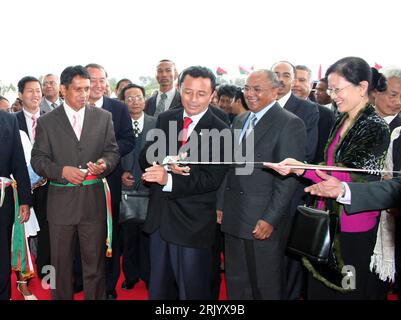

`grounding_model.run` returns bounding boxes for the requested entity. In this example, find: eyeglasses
[125,95,144,103]
[242,86,271,94]
[326,84,353,96]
